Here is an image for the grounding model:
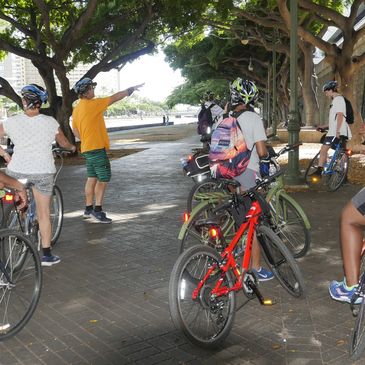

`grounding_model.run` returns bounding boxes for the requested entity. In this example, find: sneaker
[329,279,362,304]
[91,210,112,224]
[42,254,61,267]
[83,209,93,219]
[253,267,274,282]
[309,168,322,177]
